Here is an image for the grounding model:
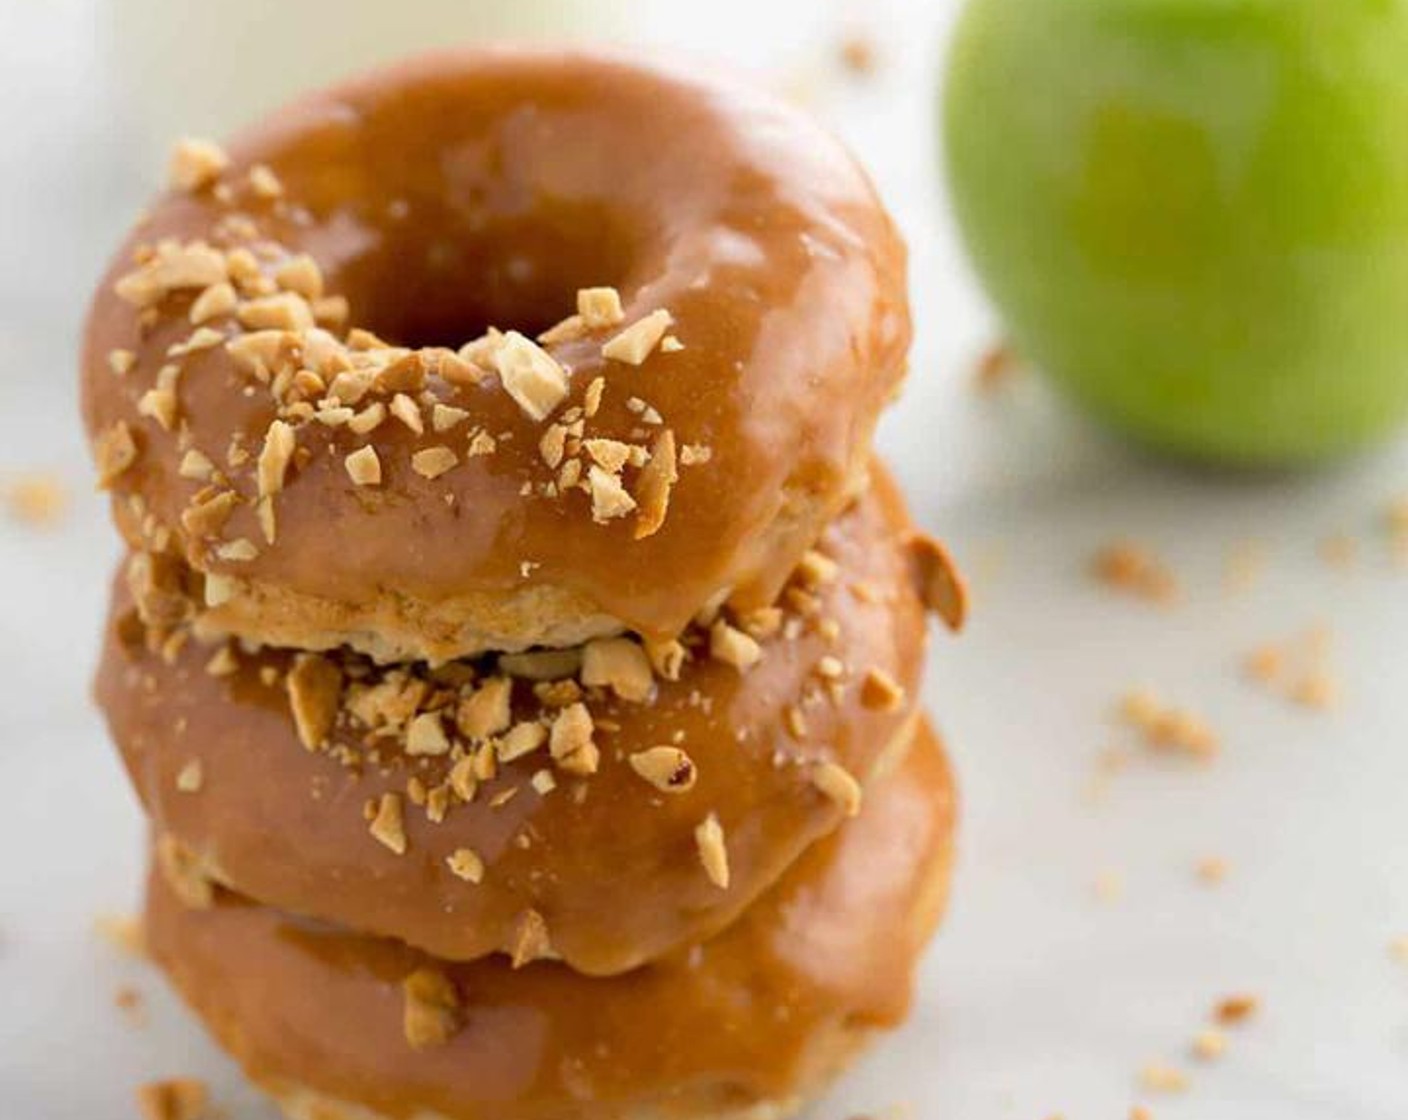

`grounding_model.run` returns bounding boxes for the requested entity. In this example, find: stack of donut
[81,50,966,1120]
